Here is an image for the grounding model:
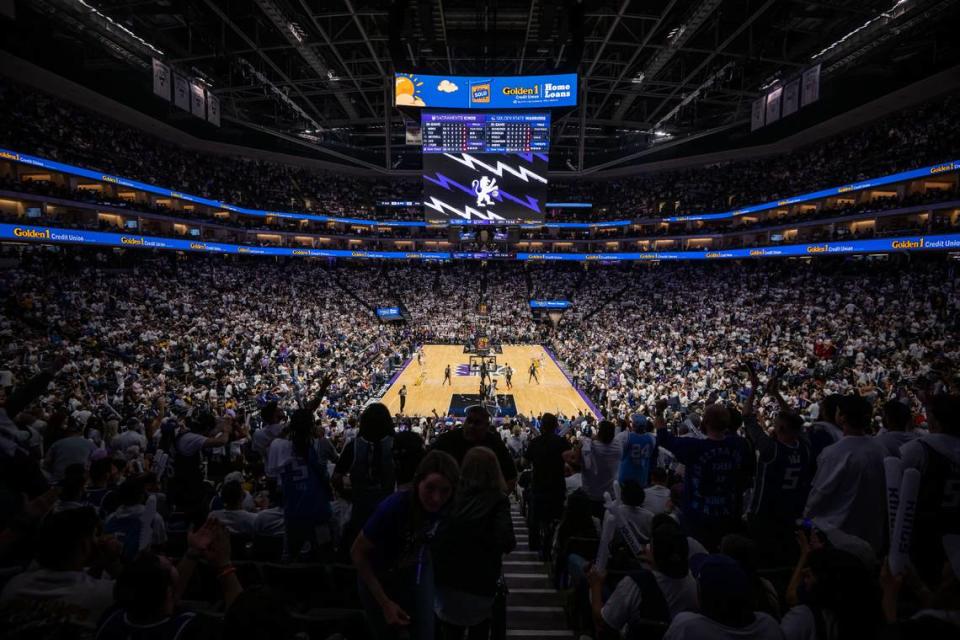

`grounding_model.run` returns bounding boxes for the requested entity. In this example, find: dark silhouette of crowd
[0,243,958,639]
